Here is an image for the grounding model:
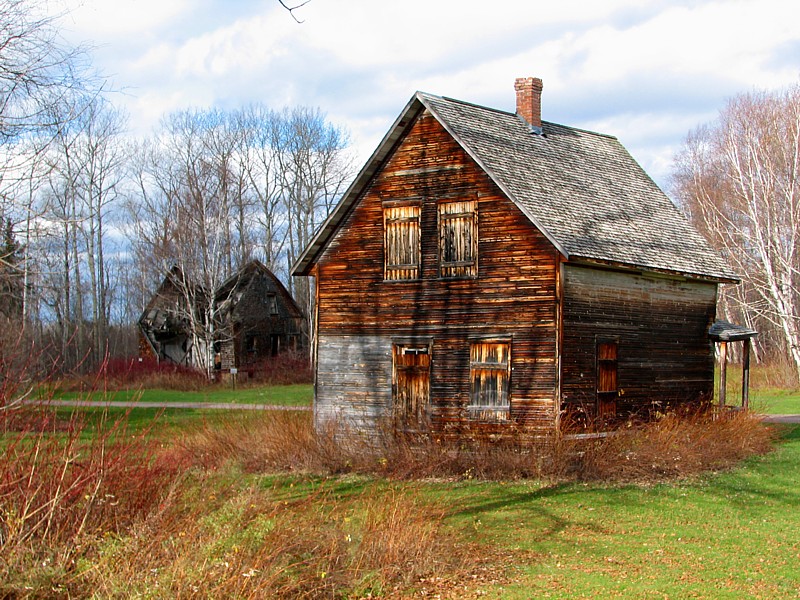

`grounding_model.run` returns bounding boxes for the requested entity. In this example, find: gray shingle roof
[293,91,737,282]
